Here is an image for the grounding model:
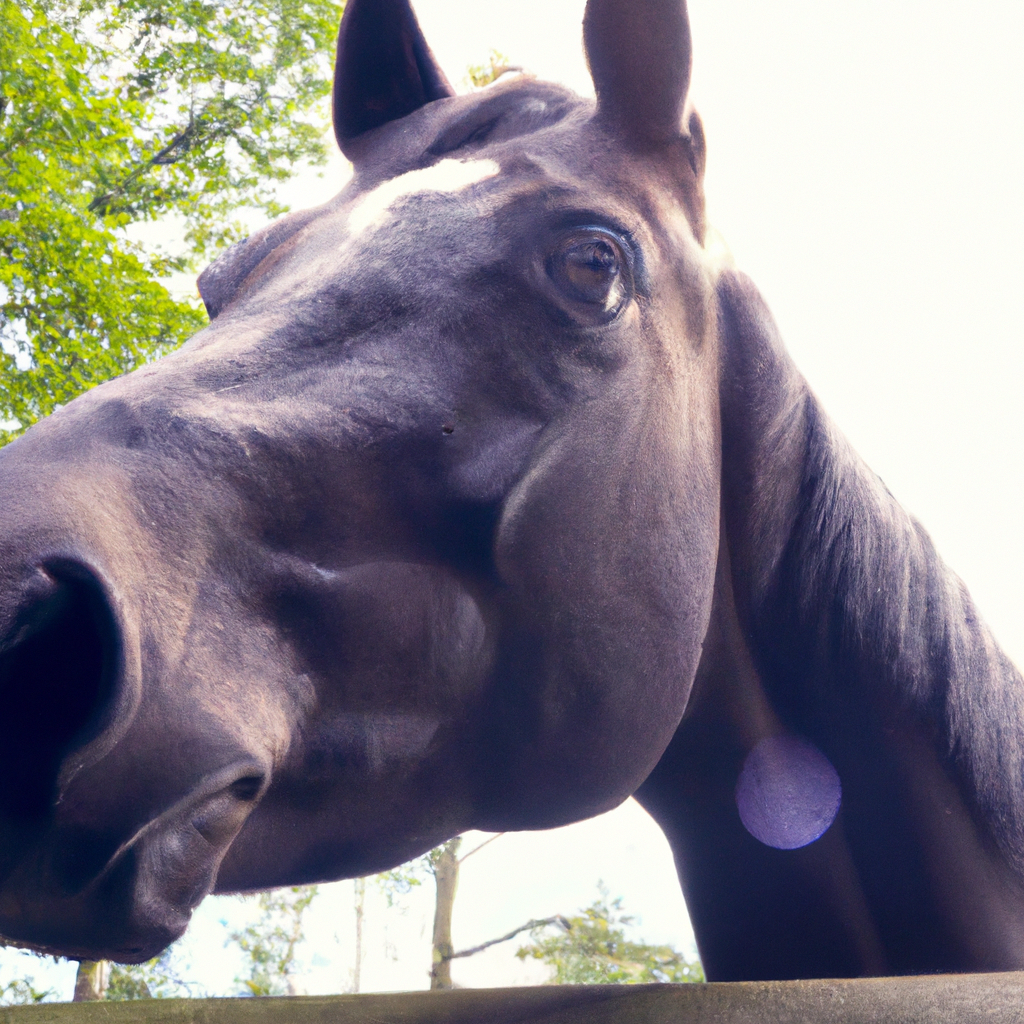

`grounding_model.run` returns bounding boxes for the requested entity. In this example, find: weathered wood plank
[3,973,1023,1024]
